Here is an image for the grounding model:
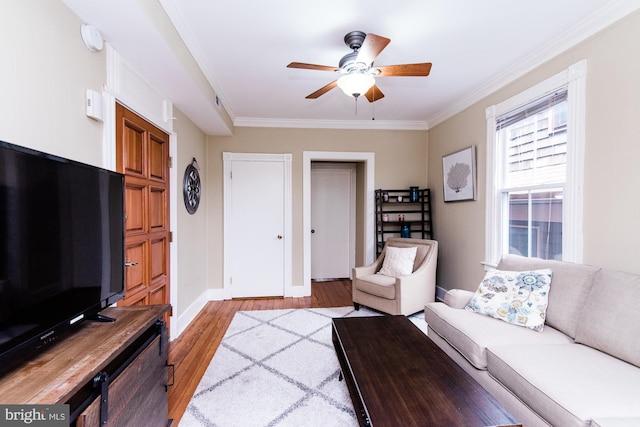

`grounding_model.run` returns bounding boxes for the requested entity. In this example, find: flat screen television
[0,141,125,372]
